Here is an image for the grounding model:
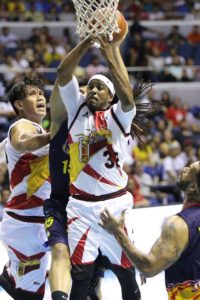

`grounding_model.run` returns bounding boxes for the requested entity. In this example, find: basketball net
[72,0,120,38]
